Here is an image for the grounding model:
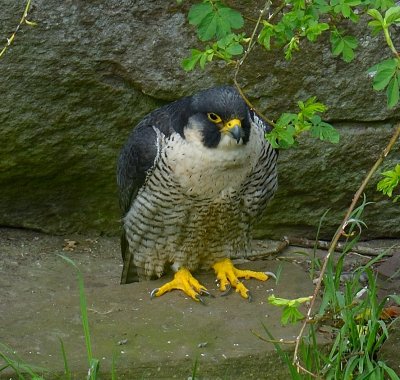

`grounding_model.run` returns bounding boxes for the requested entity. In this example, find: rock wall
[1,0,399,239]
